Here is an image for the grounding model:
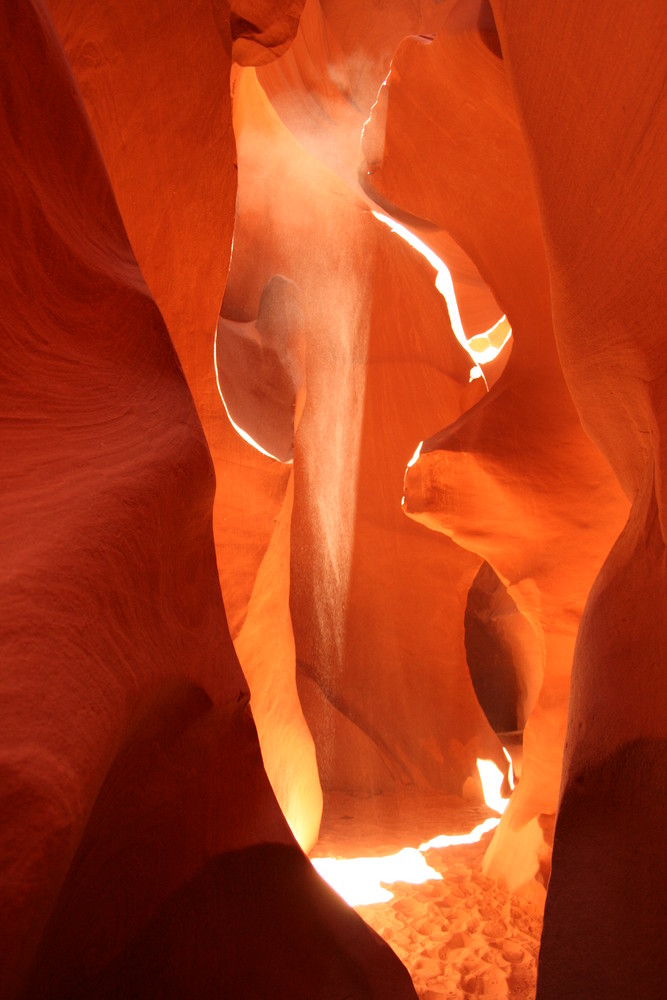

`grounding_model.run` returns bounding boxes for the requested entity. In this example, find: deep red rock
[0,2,416,996]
